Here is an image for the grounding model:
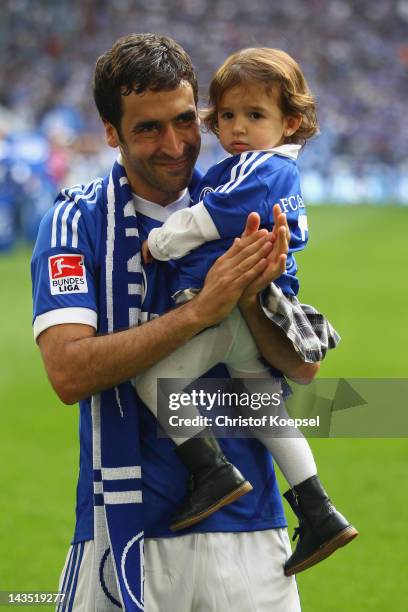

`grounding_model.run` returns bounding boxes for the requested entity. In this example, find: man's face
[105,82,201,205]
